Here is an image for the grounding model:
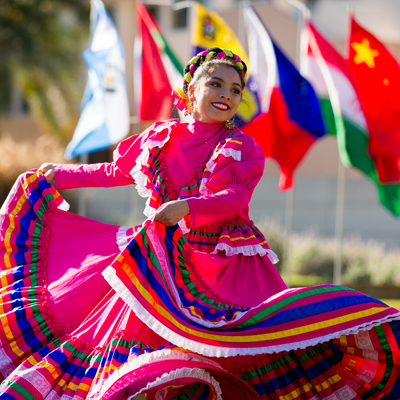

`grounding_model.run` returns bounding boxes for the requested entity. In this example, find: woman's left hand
[154,200,190,226]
